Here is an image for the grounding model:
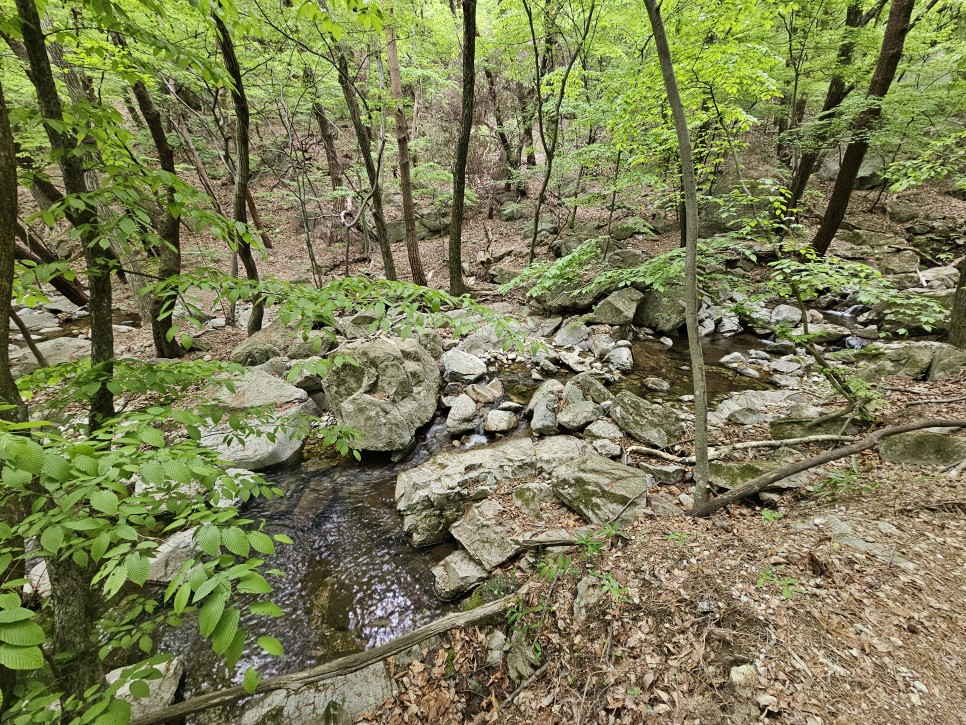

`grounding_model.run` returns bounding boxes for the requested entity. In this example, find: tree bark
[15,0,114,430]
[213,8,264,335]
[810,0,916,256]
[124,42,185,358]
[386,24,426,285]
[949,258,966,348]
[786,4,863,215]
[448,0,476,296]
[0,80,25,423]
[485,68,516,191]
[642,0,710,508]
[313,102,348,248]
